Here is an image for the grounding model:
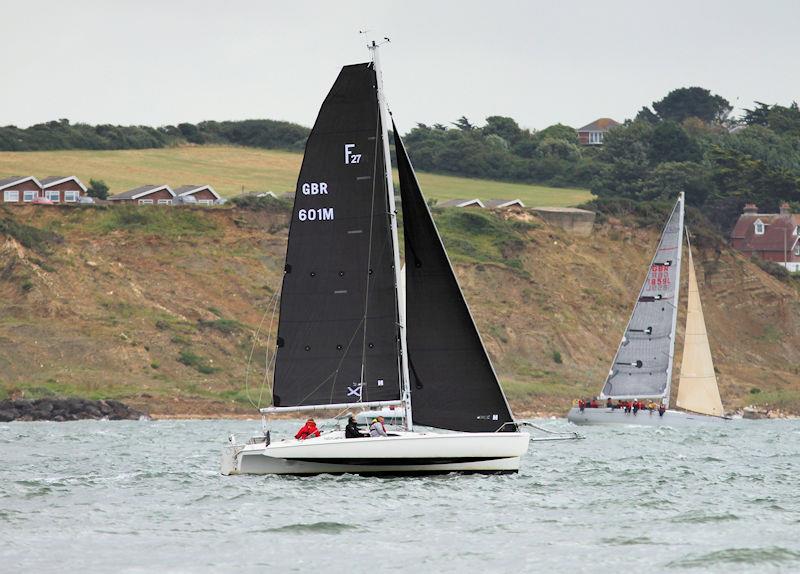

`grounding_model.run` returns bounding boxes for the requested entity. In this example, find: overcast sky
[2,0,798,132]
